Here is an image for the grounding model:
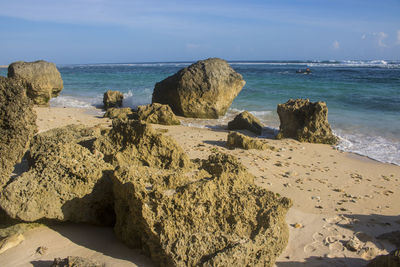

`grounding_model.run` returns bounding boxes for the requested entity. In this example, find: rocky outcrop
[103,90,123,109]
[227,131,275,150]
[103,107,134,120]
[227,111,263,135]
[51,256,103,267]
[93,120,190,169]
[152,58,245,119]
[136,103,180,125]
[0,77,37,189]
[276,99,338,144]
[0,125,115,225]
[113,153,292,267]
[8,60,63,106]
